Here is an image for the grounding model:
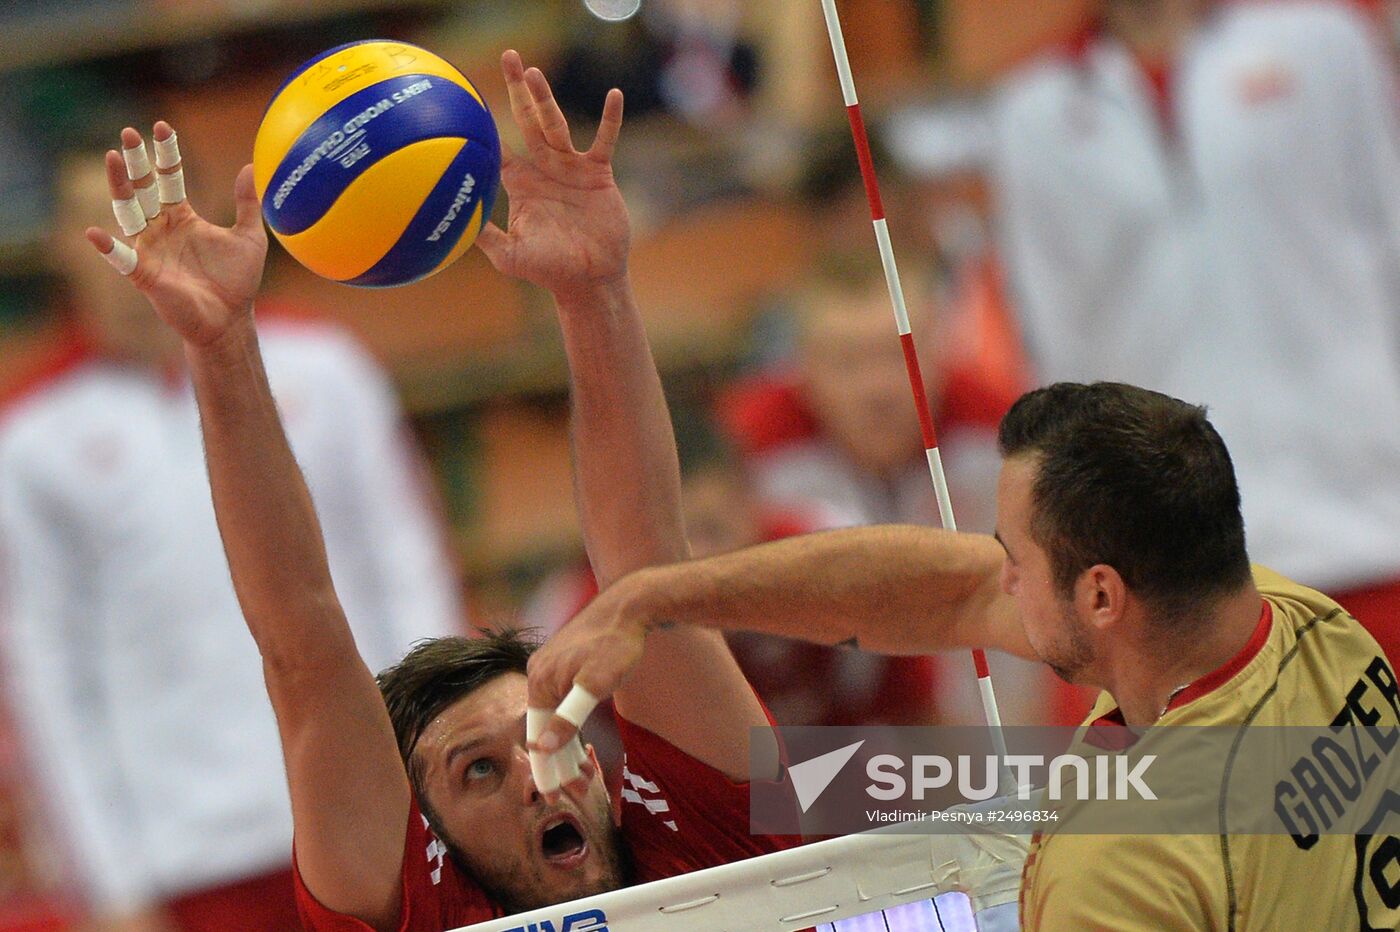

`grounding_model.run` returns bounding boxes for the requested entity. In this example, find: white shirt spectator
[991,0,1400,591]
[0,315,463,910]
